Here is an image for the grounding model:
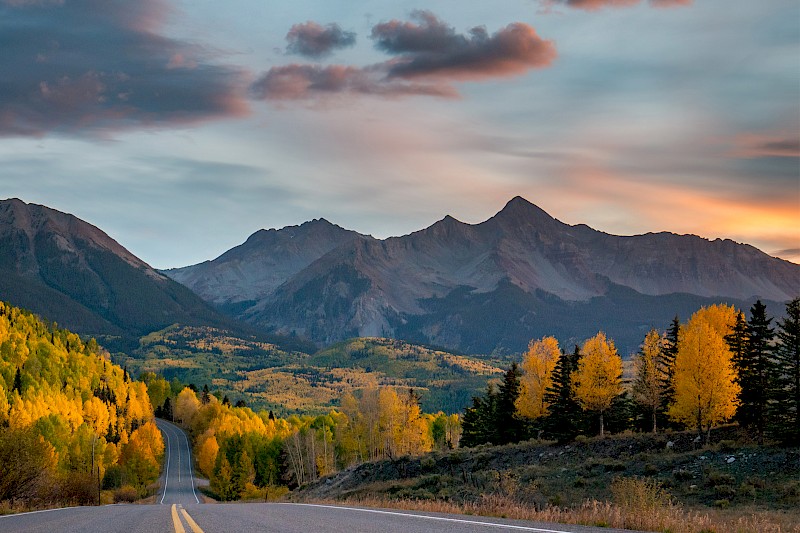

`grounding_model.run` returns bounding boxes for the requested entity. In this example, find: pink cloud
[254,12,556,102]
